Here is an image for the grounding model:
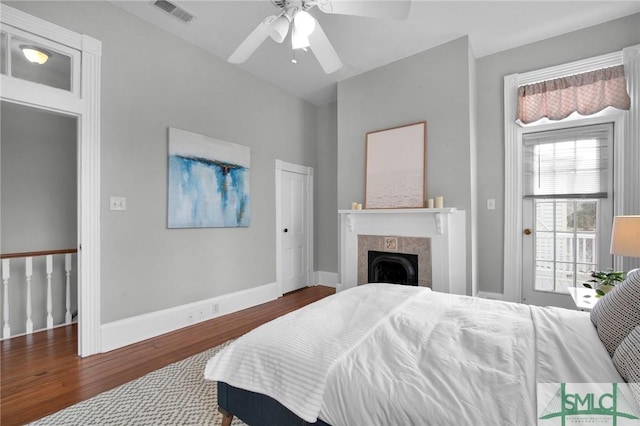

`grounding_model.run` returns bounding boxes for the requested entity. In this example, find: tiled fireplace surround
[338,208,466,294]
